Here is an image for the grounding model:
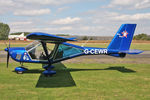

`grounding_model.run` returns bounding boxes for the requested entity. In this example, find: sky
[0,0,150,36]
